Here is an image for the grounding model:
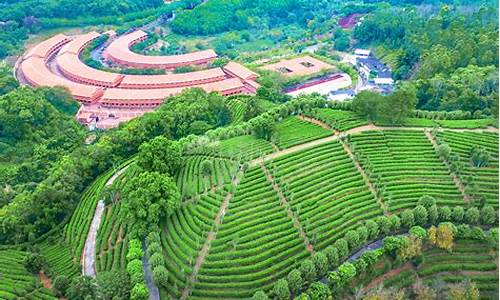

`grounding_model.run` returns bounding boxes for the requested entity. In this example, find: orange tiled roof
[119,68,226,88]
[106,30,218,68]
[23,34,72,60]
[59,31,101,55]
[223,61,258,80]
